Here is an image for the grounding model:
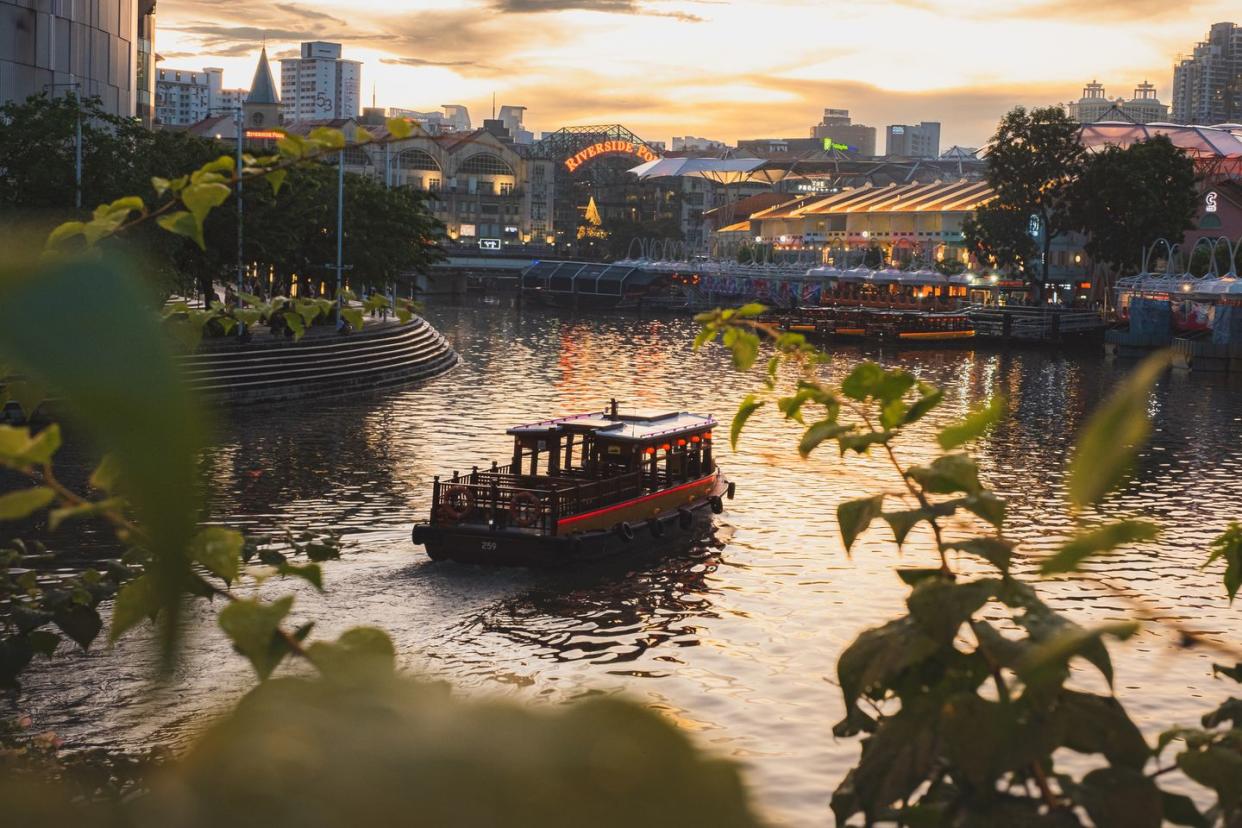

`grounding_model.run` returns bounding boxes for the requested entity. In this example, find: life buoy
[614,522,635,542]
[438,485,475,522]
[709,495,724,515]
[677,507,694,529]
[647,517,665,538]
[510,490,542,528]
